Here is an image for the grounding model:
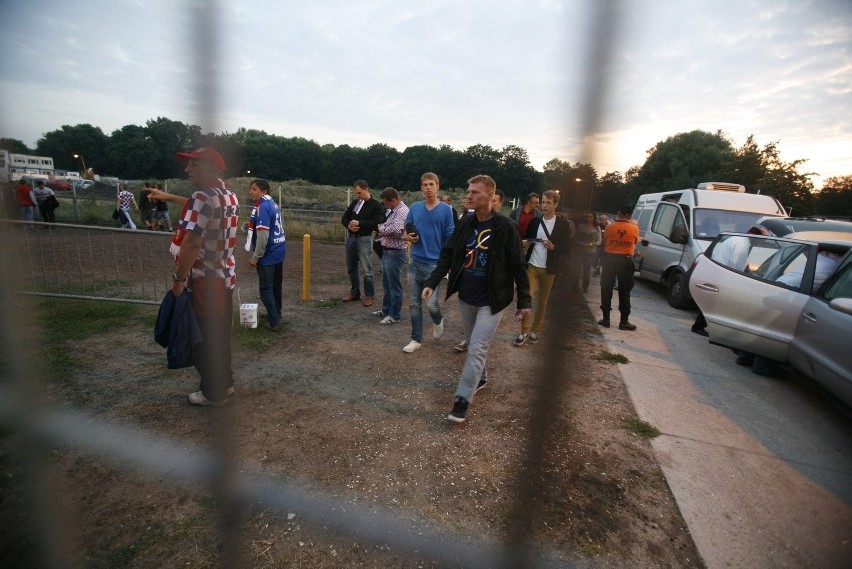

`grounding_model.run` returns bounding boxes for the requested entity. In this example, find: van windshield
[693,209,770,240]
